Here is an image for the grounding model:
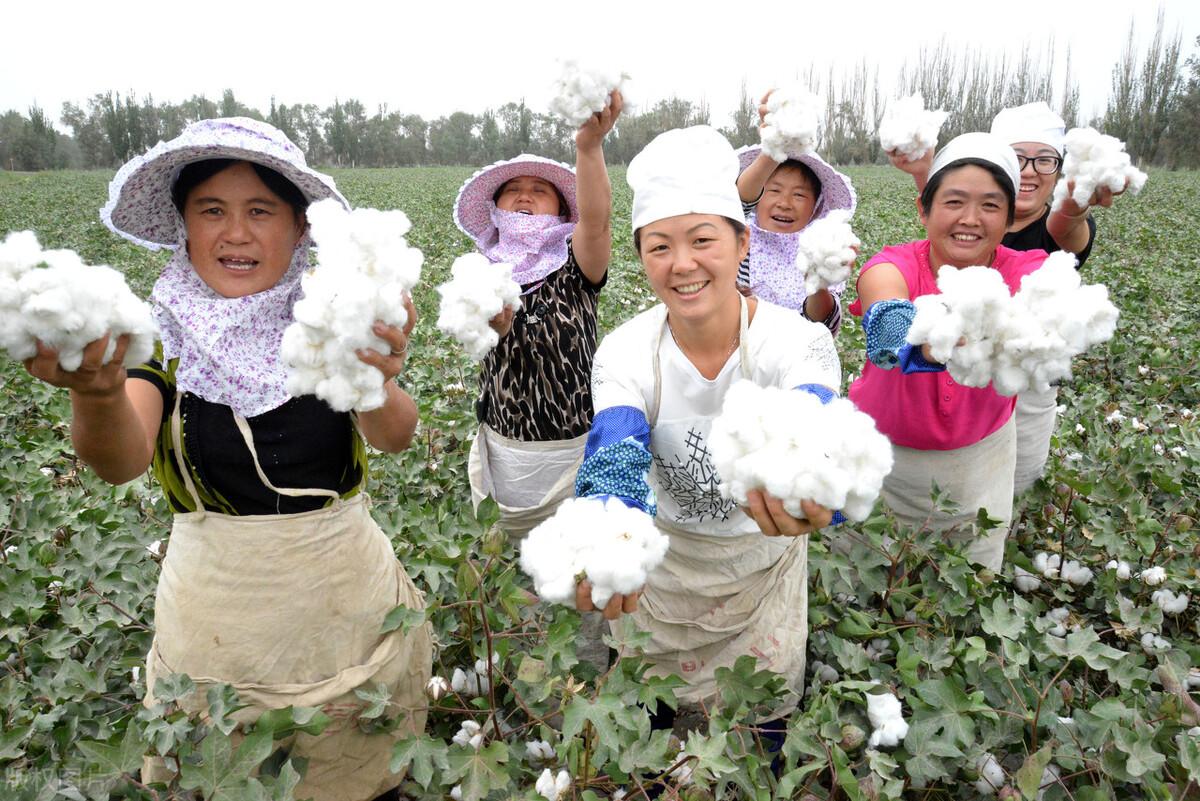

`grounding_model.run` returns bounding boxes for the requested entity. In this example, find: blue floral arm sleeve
[863,299,945,374]
[575,406,657,516]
